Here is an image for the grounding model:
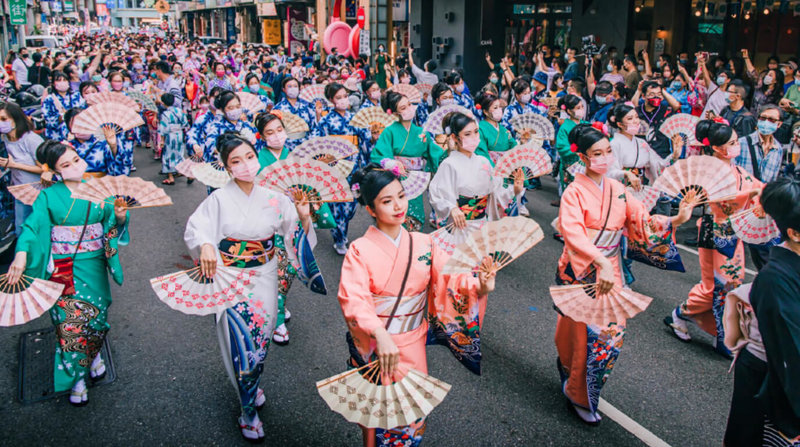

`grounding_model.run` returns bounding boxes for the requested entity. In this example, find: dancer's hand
[595,257,615,295]
[477,256,497,295]
[626,172,642,191]
[199,243,217,278]
[512,168,525,195]
[673,189,700,227]
[450,207,467,229]
[6,252,26,285]
[373,326,399,379]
